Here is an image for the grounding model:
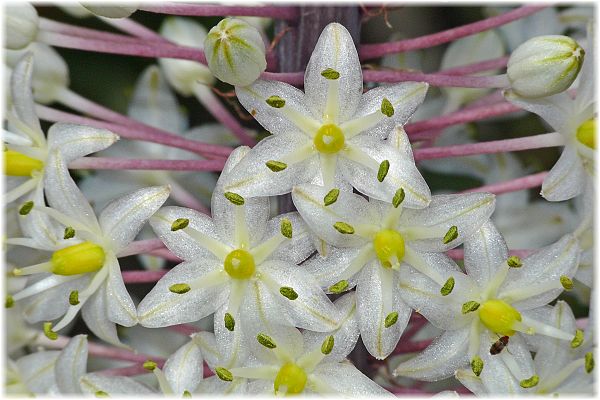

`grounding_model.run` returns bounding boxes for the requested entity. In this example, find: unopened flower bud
[204,18,267,87]
[158,17,214,95]
[507,35,584,98]
[5,4,39,50]
[81,4,138,18]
